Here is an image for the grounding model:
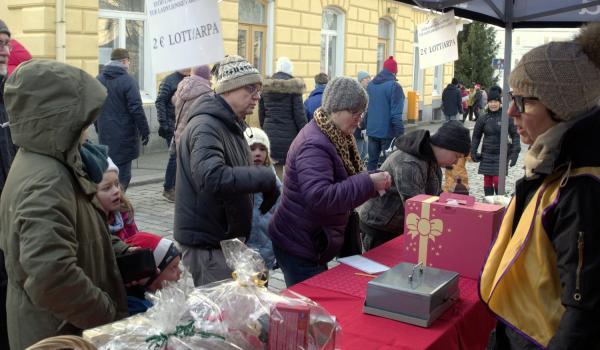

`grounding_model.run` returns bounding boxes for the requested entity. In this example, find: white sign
[417,10,459,70]
[147,0,225,74]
